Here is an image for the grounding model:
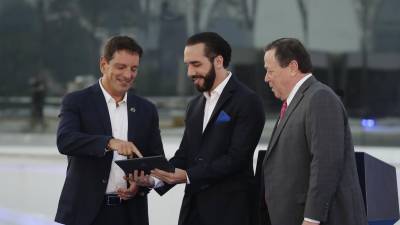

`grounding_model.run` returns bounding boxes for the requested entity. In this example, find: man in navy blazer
[55,36,164,225]
[151,32,266,225]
